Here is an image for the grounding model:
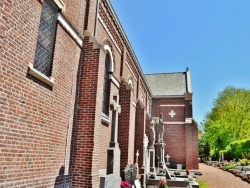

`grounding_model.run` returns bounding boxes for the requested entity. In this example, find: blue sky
[110,0,250,125]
